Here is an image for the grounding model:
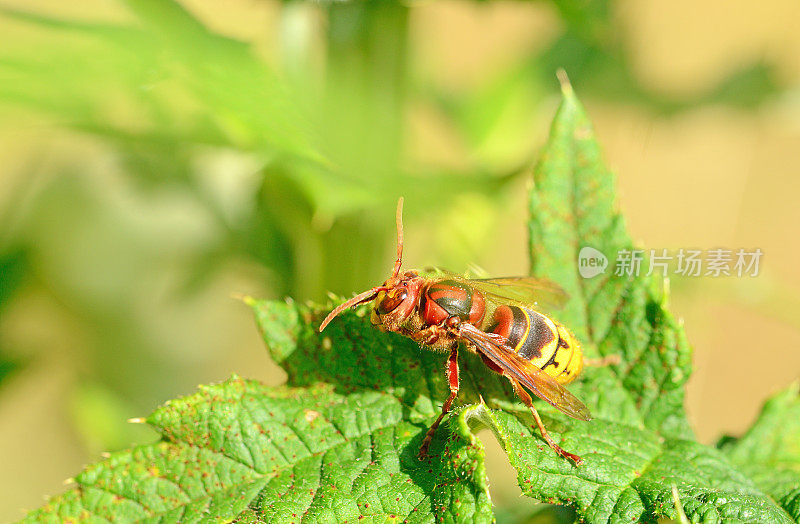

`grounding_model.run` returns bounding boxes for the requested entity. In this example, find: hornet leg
[508,378,583,465]
[418,346,459,459]
[408,323,450,346]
